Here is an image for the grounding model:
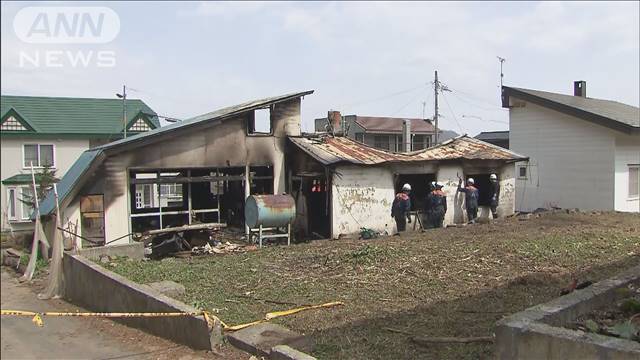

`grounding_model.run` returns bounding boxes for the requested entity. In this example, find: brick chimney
[574,81,586,97]
[328,110,342,135]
